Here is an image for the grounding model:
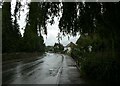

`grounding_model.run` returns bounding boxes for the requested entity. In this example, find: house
[64,42,76,54]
